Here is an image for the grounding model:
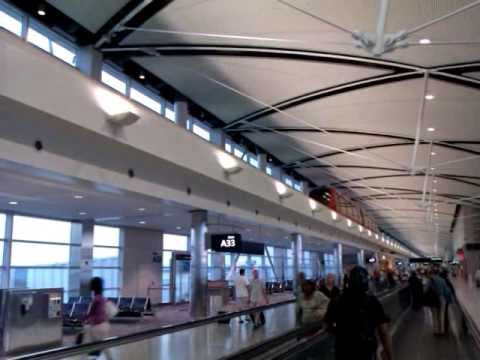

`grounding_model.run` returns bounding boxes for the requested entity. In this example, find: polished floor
[60,302,298,360]
[394,304,478,360]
